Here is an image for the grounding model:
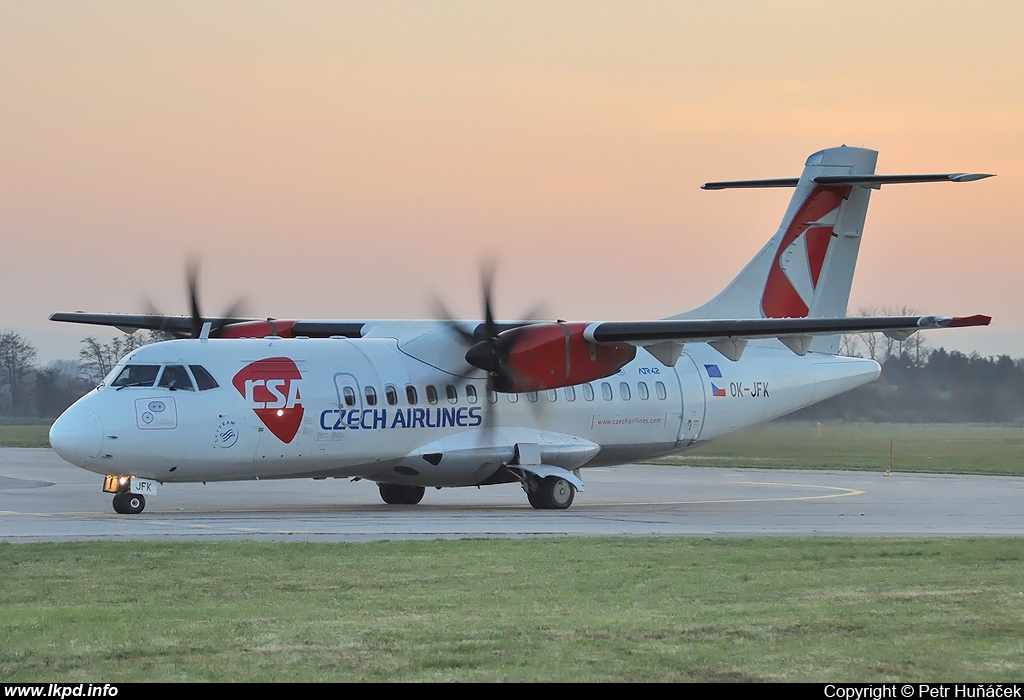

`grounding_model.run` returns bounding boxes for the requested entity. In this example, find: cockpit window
[111,364,160,388]
[189,365,220,390]
[158,365,196,391]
